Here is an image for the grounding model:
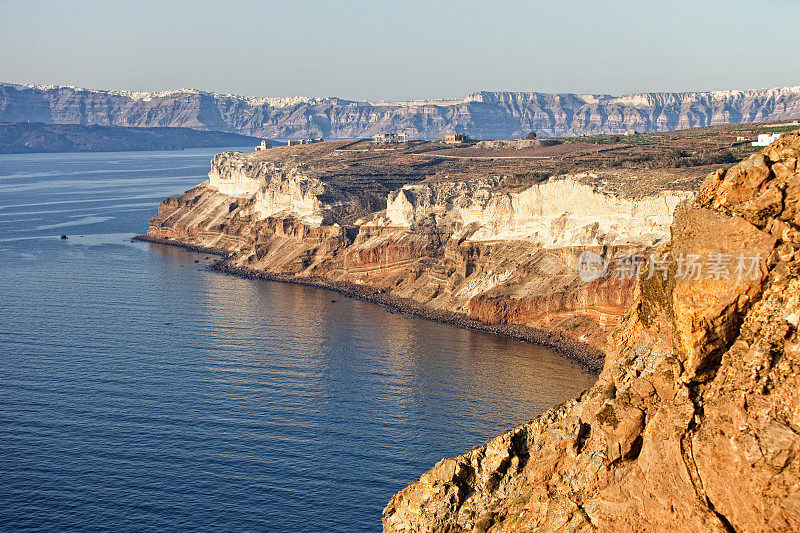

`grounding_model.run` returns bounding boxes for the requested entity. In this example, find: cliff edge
[382,131,800,532]
[144,140,702,360]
